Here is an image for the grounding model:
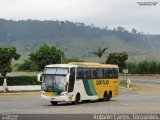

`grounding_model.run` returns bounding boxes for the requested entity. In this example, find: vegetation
[63,58,84,63]
[1,19,160,75]
[1,19,160,92]
[120,81,133,88]
[106,52,128,71]
[126,60,160,74]
[0,76,39,86]
[90,46,108,62]
[29,44,64,71]
[0,46,20,92]
[15,60,38,71]
[0,46,20,78]
[1,19,160,61]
